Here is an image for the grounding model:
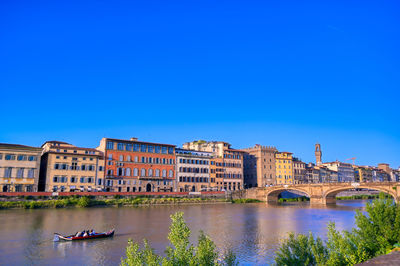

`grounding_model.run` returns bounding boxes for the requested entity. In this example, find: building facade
[275,152,293,184]
[175,148,212,192]
[183,141,244,191]
[39,141,105,192]
[97,138,175,192]
[322,161,354,182]
[0,143,42,192]
[241,144,277,188]
[292,158,306,184]
[354,166,373,182]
